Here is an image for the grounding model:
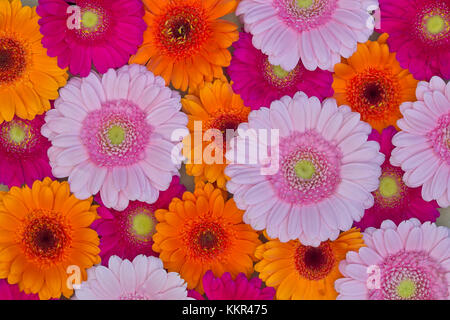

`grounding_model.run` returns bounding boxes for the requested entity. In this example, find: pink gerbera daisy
[37,0,147,77]
[335,219,450,300]
[188,271,276,300]
[74,255,192,300]
[390,76,450,208]
[225,92,384,246]
[236,0,375,72]
[0,114,53,188]
[41,64,188,210]
[378,0,450,80]
[228,32,334,110]
[0,280,39,300]
[355,126,440,231]
[93,176,186,265]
